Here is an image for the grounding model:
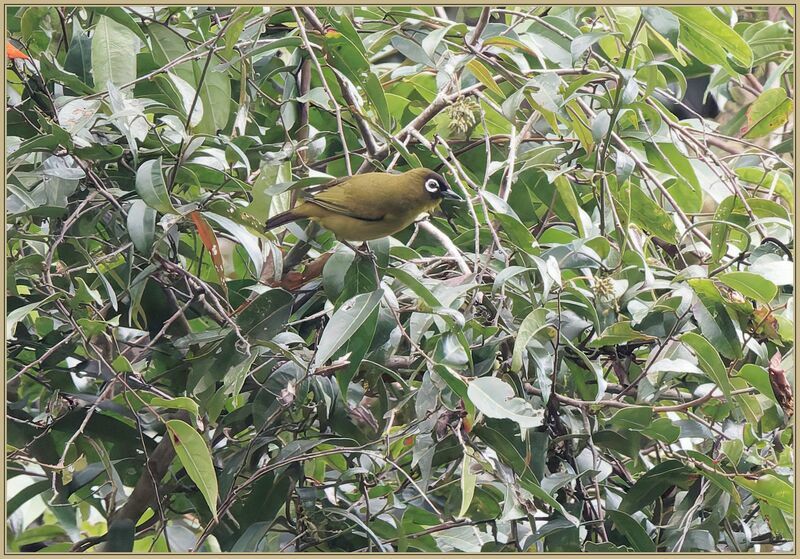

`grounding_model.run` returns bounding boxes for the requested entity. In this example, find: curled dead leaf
[768,351,793,418]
